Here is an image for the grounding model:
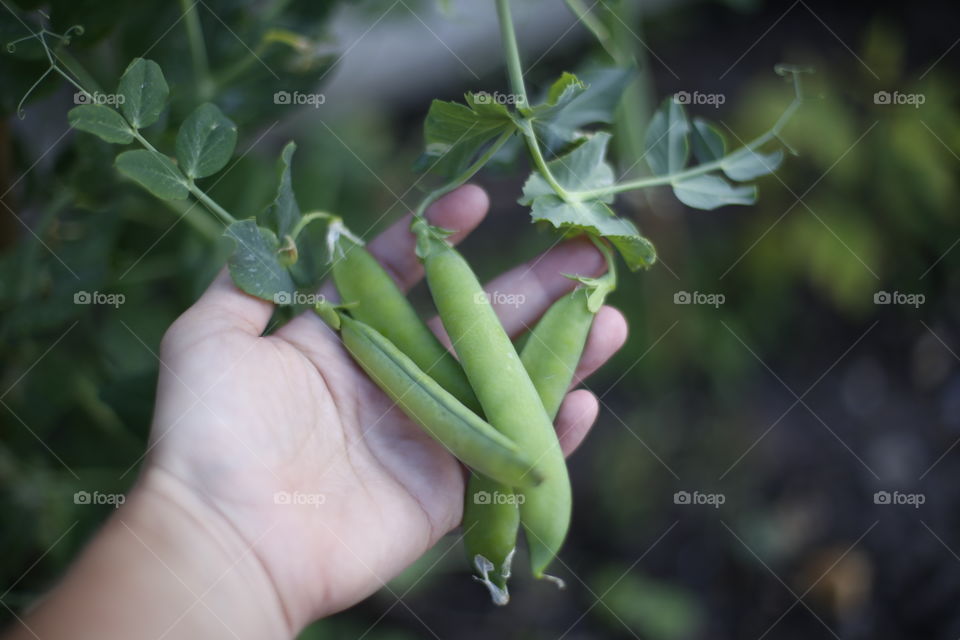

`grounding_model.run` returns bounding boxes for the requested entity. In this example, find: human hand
[139,185,628,633]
